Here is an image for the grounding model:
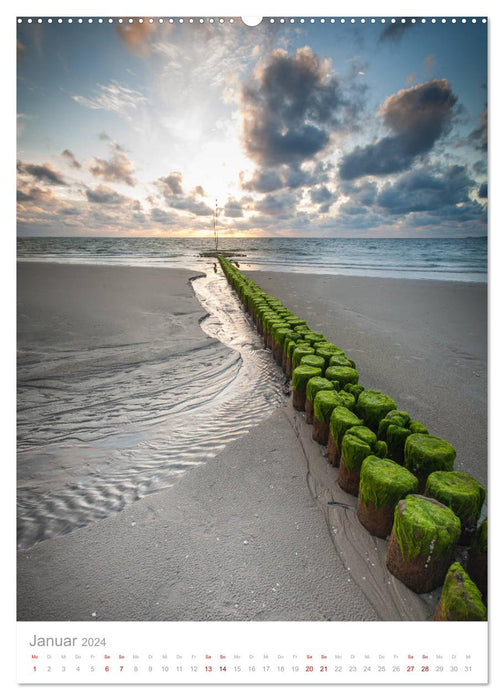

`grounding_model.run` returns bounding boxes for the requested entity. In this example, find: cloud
[17,186,54,203]
[340,179,378,206]
[61,149,81,169]
[17,40,26,60]
[467,108,488,152]
[85,184,129,205]
[241,169,284,193]
[241,162,330,193]
[379,21,414,44]
[169,197,213,216]
[72,80,148,120]
[478,182,487,199]
[223,199,244,218]
[240,46,345,167]
[115,20,158,57]
[157,172,183,196]
[17,160,66,185]
[254,191,298,218]
[376,165,477,214]
[339,79,457,180]
[154,171,212,216]
[89,143,136,186]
